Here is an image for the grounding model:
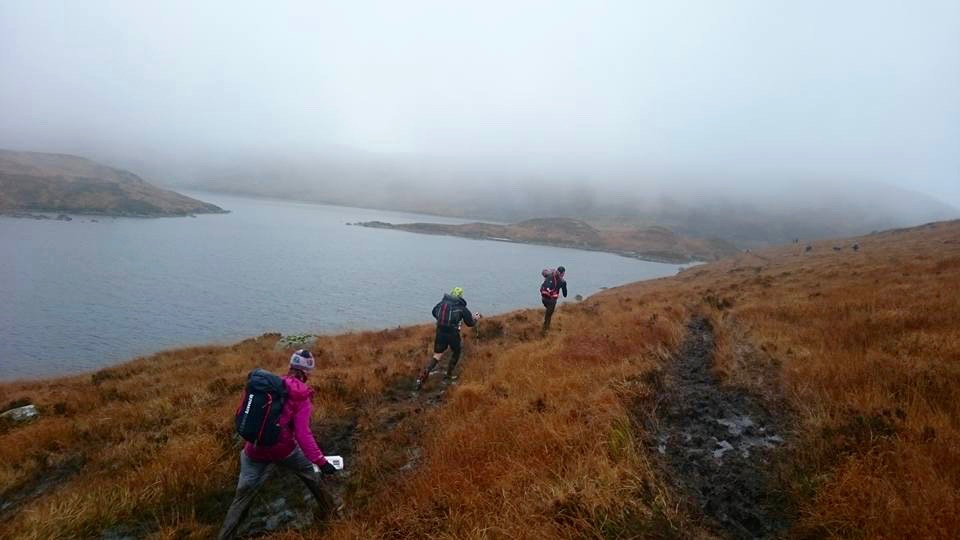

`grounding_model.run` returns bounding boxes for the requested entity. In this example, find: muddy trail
[648,317,792,539]
[2,316,537,539]
[222,360,457,538]
[228,417,359,538]
[82,370,455,539]
[0,454,84,519]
